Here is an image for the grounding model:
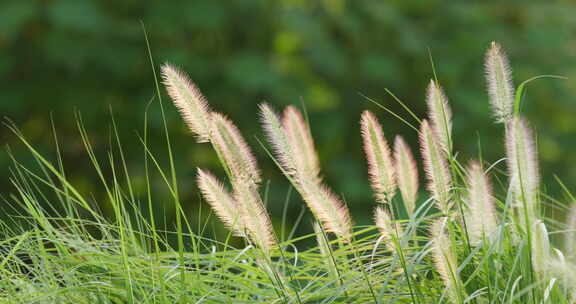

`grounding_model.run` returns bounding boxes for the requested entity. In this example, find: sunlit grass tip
[282,105,321,181]
[197,168,245,237]
[531,220,551,277]
[485,41,515,123]
[259,103,296,177]
[374,206,402,252]
[161,64,212,142]
[394,135,419,217]
[420,120,452,214]
[360,110,396,204]
[505,115,539,224]
[232,179,278,252]
[464,160,498,245]
[210,112,261,184]
[425,79,453,154]
[431,217,466,303]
